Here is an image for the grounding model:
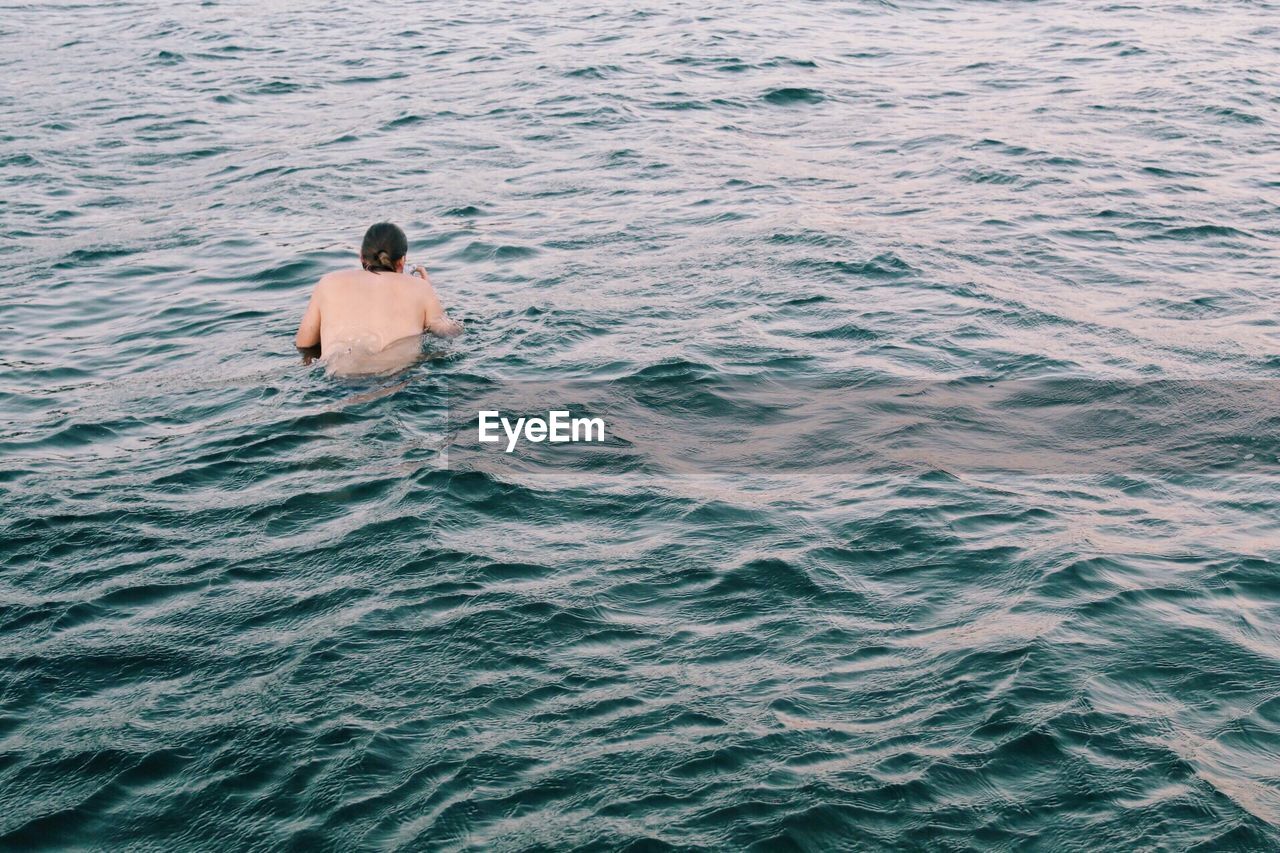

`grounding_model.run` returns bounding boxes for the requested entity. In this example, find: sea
[1,0,1278,849]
